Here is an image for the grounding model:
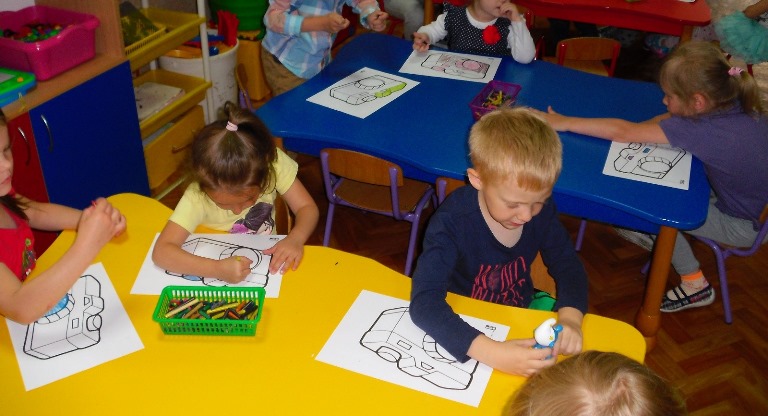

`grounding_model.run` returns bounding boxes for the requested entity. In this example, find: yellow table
[1,193,645,414]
